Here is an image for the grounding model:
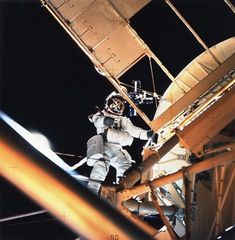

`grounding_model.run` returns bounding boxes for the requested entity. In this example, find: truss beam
[176,84,235,157]
[118,150,235,202]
